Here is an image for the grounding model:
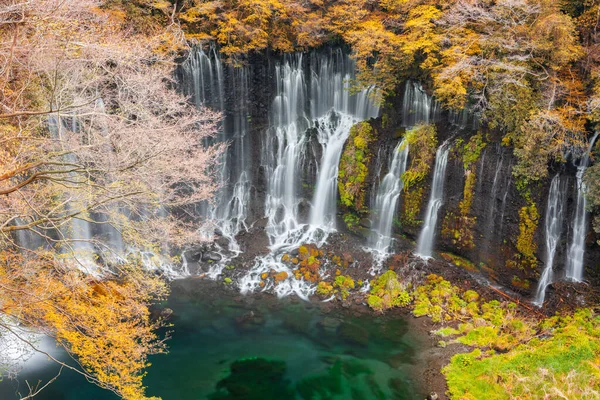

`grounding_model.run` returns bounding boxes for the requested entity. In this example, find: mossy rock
[338,121,376,215]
